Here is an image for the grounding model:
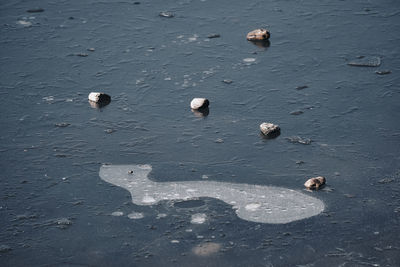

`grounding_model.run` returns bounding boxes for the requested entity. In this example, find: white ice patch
[243,58,256,63]
[99,164,325,224]
[191,213,207,224]
[245,203,261,211]
[156,213,167,219]
[142,195,156,204]
[127,212,144,219]
[17,20,32,27]
[188,34,199,42]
